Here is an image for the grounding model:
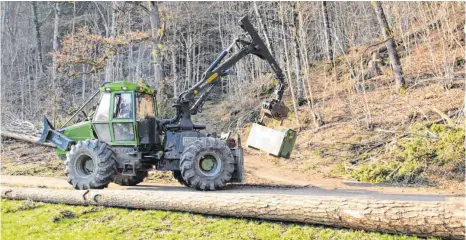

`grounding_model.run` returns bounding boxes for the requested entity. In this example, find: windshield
[113,93,133,119]
[136,93,155,121]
